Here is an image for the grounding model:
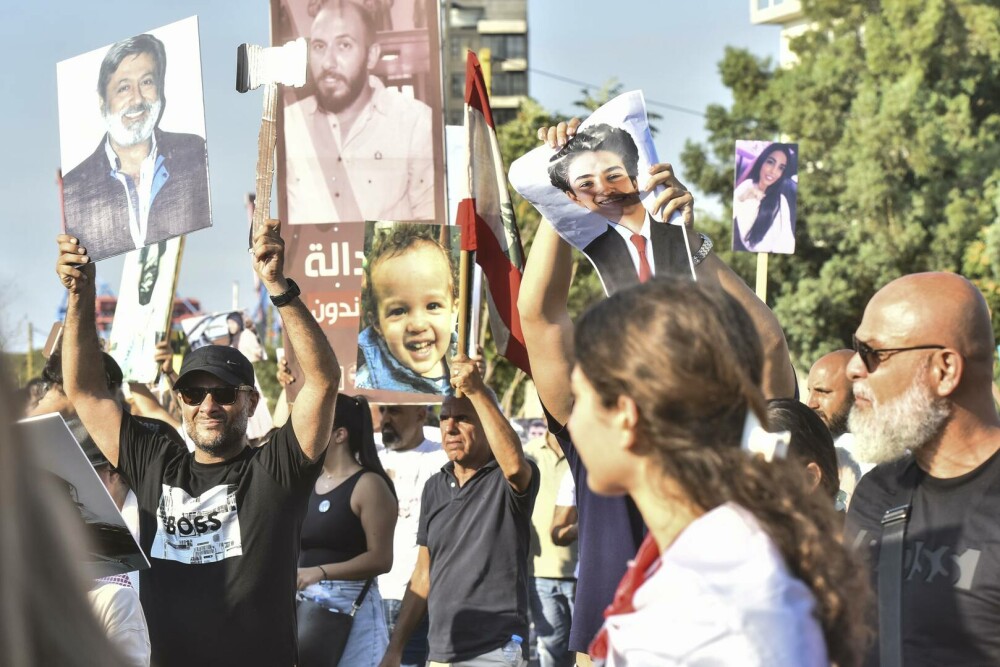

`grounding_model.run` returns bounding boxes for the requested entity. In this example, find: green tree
[574,77,664,135]
[682,0,1000,369]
